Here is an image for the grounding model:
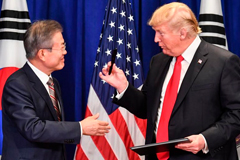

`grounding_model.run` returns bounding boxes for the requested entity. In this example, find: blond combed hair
[148,2,201,38]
